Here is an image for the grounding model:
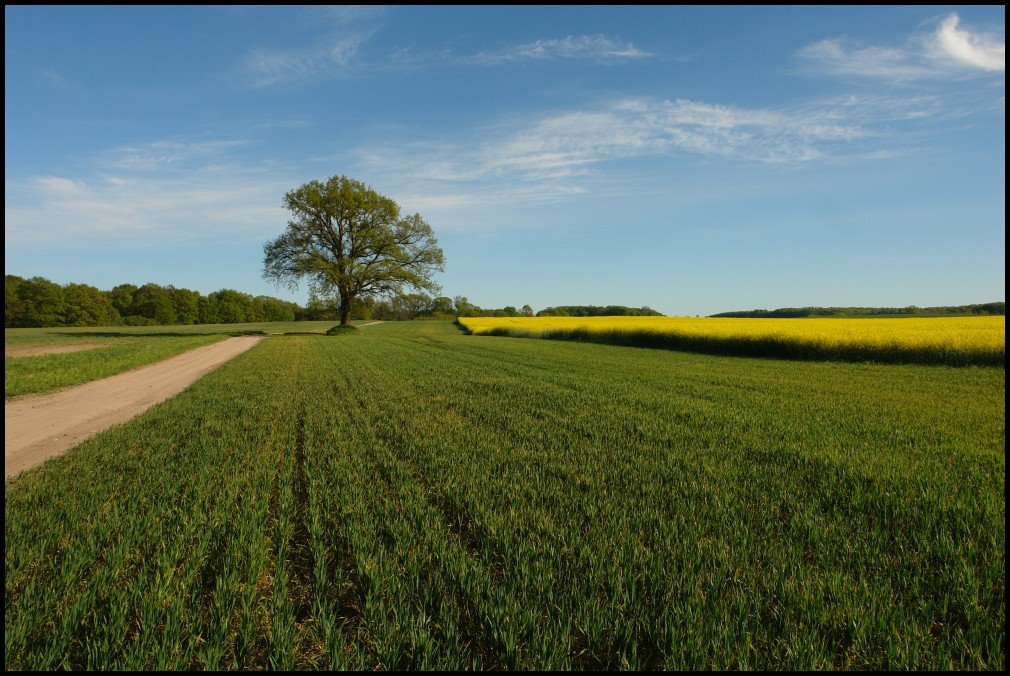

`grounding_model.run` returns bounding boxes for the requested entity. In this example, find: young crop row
[458,315,1005,366]
[4,322,1005,669]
